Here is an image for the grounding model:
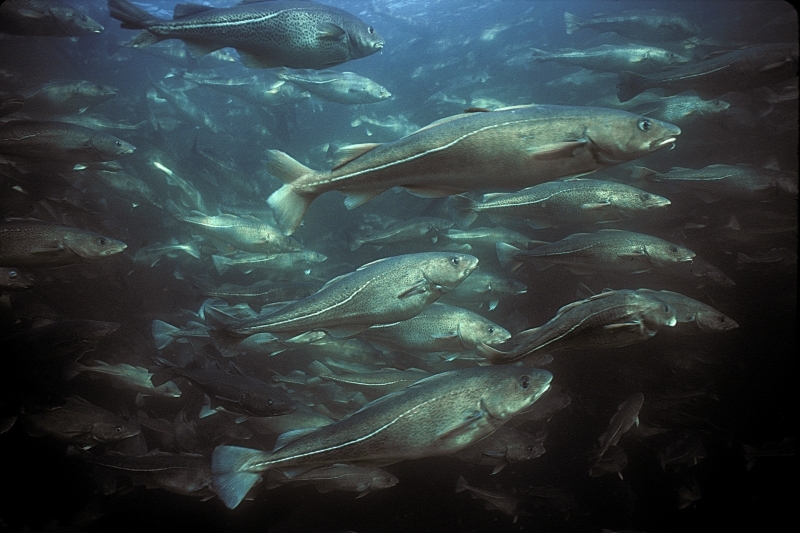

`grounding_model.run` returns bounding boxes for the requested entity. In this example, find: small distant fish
[455,475,524,523]
[348,217,453,250]
[564,10,700,42]
[0,120,135,163]
[0,219,127,267]
[637,289,738,334]
[108,0,384,70]
[275,68,390,105]
[211,250,327,276]
[0,267,34,291]
[181,71,311,108]
[617,43,799,102]
[266,464,399,497]
[455,426,546,474]
[0,0,104,36]
[450,179,671,229]
[591,393,645,466]
[439,269,527,311]
[71,360,183,399]
[19,79,118,116]
[627,94,730,127]
[530,44,690,74]
[172,212,303,254]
